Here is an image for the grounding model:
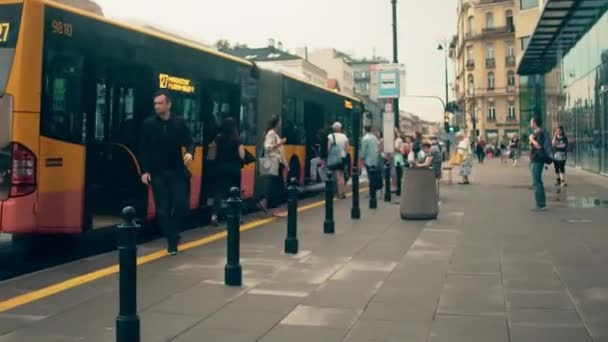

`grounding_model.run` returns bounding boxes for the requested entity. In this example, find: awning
[517,0,608,75]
